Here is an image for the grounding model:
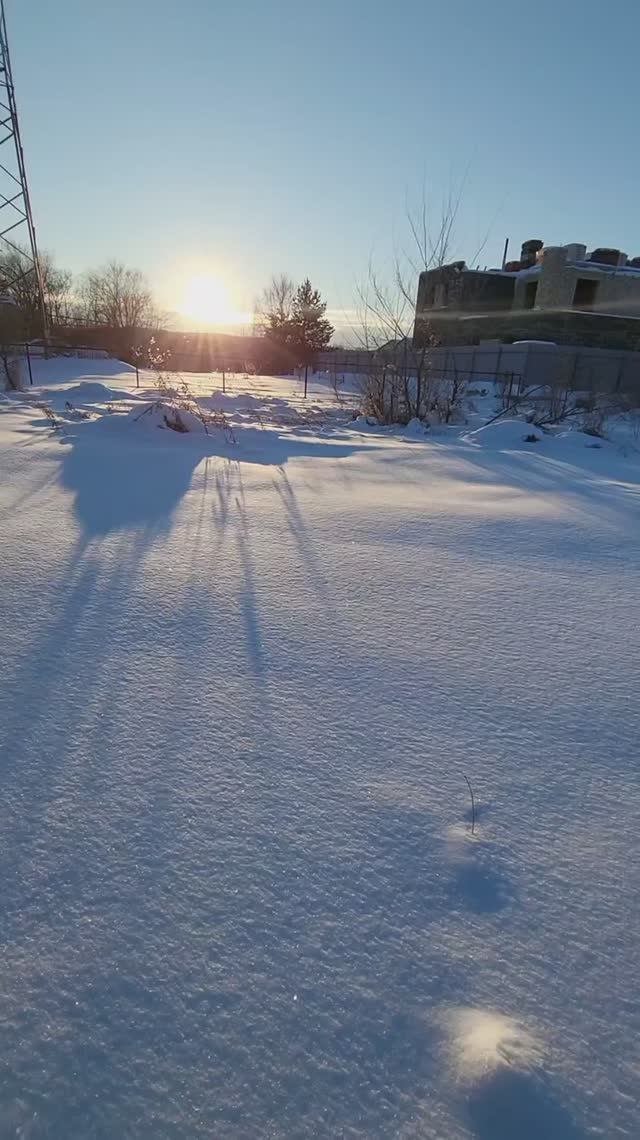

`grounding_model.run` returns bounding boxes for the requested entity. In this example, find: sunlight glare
[179,273,249,327]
